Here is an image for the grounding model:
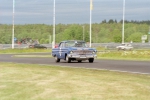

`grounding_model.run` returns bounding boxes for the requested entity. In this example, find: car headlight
[92,50,96,54]
[70,51,73,54]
